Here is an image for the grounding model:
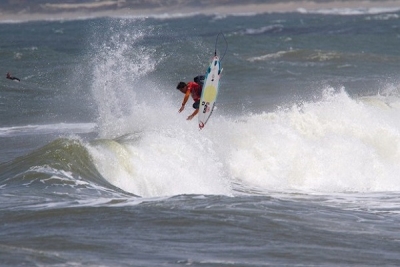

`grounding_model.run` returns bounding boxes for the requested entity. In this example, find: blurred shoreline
[1,0,400,22]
